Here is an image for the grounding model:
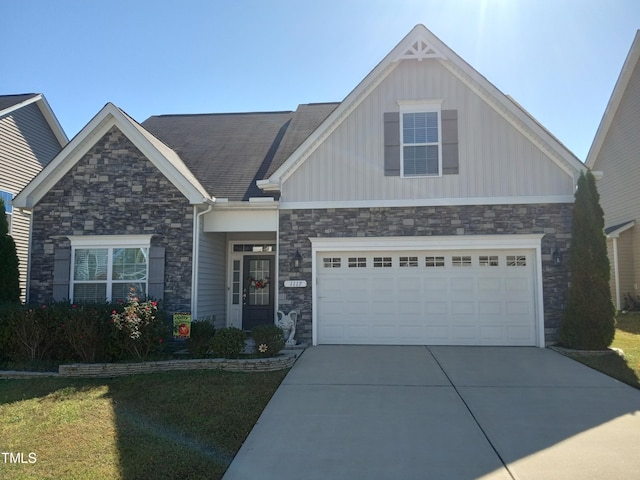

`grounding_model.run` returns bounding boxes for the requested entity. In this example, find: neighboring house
[0,94,68,301]
[14,25,586,347]
[586,30,640,311]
